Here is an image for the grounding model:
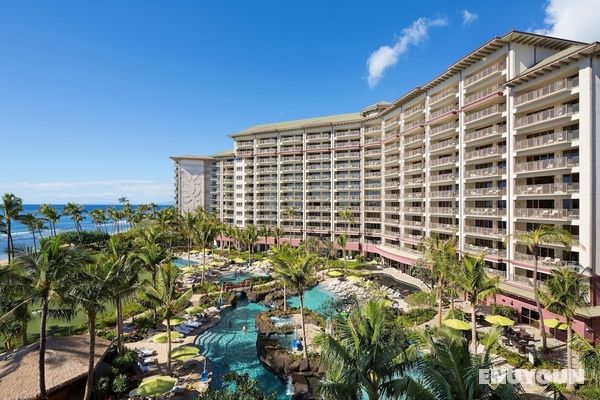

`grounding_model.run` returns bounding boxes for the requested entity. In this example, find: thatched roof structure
[0,334,111,400]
